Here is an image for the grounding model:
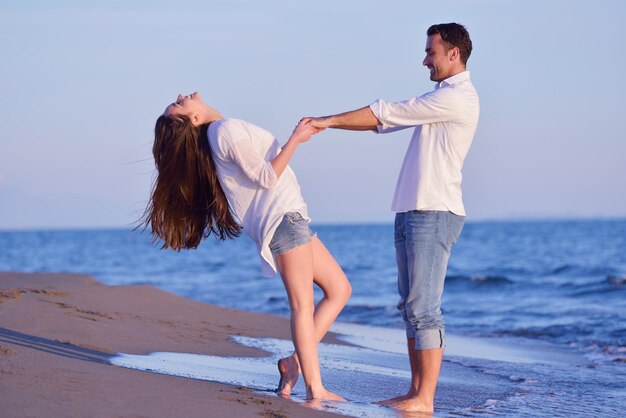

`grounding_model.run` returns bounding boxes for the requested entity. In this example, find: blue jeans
[395,210,465,350]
